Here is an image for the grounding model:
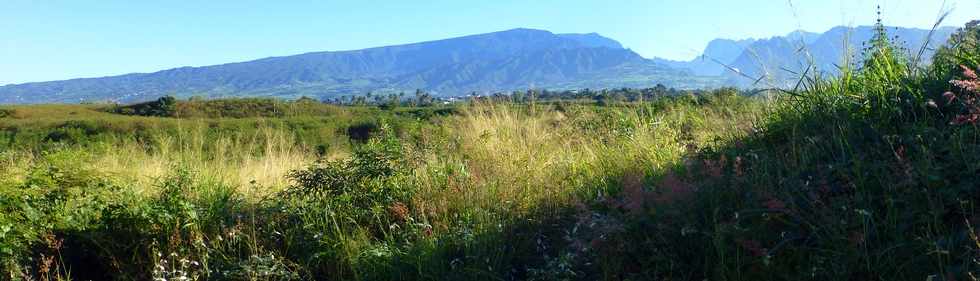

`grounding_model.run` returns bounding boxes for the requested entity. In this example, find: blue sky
[2,0,978,85]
